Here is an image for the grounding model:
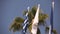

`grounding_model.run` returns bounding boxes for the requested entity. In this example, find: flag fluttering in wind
[22,7,29,34]
[31,4,40,34]
[49,0,54,34]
